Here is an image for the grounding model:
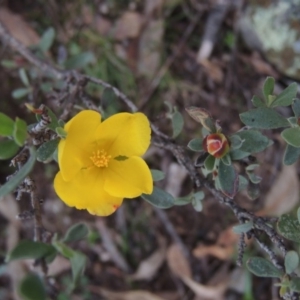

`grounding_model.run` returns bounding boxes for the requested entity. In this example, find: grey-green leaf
[284,251,299,274]
[291,278,300,292]
[37,138,59,162]
[7,240,56,262]
[204,155,215,171]
[13,118,27,146]
[247,257,283,278]
[218,160,239,199]
[251,95,265,108]
[0,147,36,198]
[64,52,95,69]
[141,187,174,209]
[0,139,19,160]
[292,98,300,118]
[19,68,29,87]
[39,27,55,52]
[63,223,89,243]
[281,127,300,148]
[271,82,298,107]
[229,135,243,150]
[233,130,270,153]
[283,144,300,165]
[12,88,31,99]
[232,221,253,234]
[187,138,203,152]
[240,107,289,129]
[18,273,46,300]
[172,111,184,138]
[0,112,14,136]
[230,149,250,160]
[263,77,275,100]
[277,214,300,242]
[150,169,165,181]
